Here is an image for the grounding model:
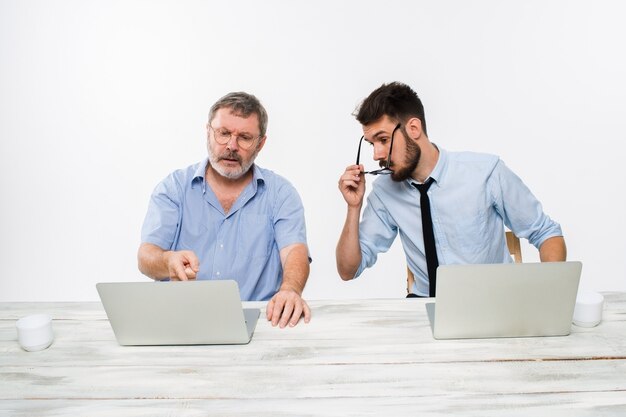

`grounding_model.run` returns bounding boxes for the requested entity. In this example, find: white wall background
[1,0,625,301]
